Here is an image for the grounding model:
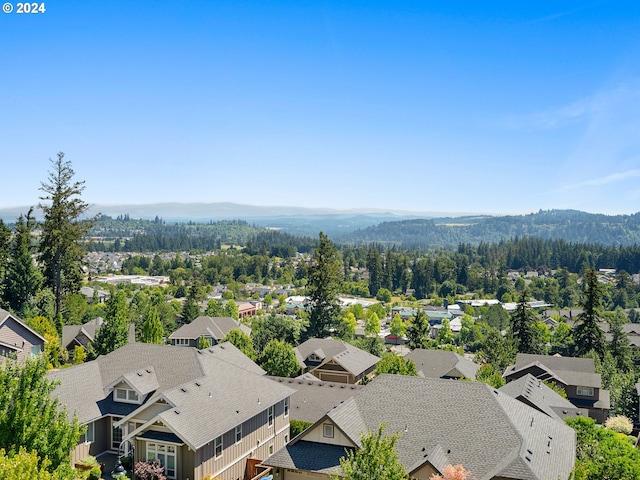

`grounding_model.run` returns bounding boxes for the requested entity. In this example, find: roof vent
[530,418,534,427]
[146,368,152,373]
[527,449,533,455]
[209,392,212,398]
[174,409,180,414]
[137,371,143,377]
[525,456,531,462]
[195,381,201,387]
[447,449,451,454]
[329,384,334,388]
